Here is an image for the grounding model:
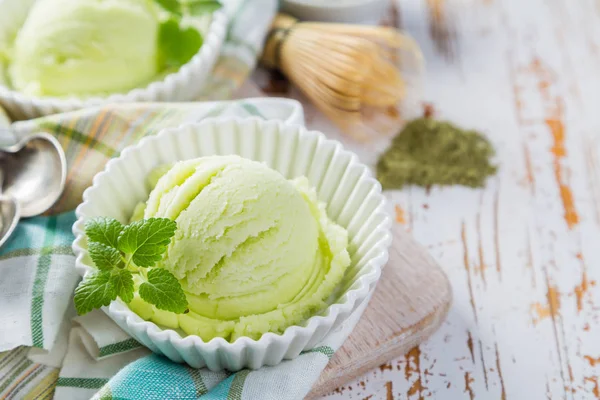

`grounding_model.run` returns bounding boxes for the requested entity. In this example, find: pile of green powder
[376,118,497,189]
